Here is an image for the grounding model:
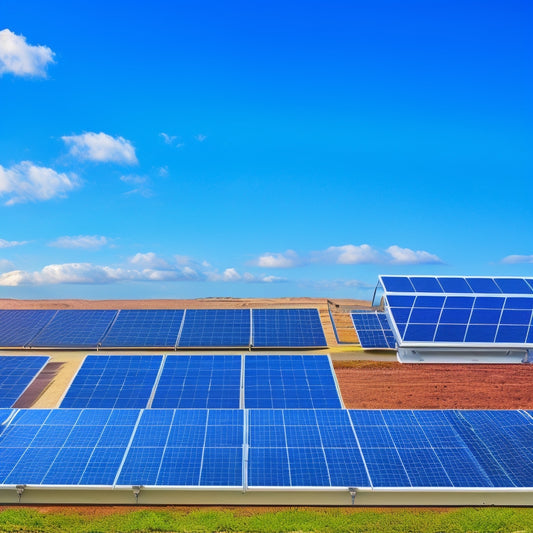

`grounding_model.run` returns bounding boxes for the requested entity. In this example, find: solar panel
[383,278,533,346]
[0,408,139,486]
[100,310,184,348]
[351,311,395,349]
[244,355,342,409]
[30,310,118,348]
[60,355,163,409]
[247,409,370,487]
[116,409,243,487]
[0,310,57,347]
[0,356,49,408]
[177,309,251,347]
[151,355,242,408]
[252,309,327,347]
